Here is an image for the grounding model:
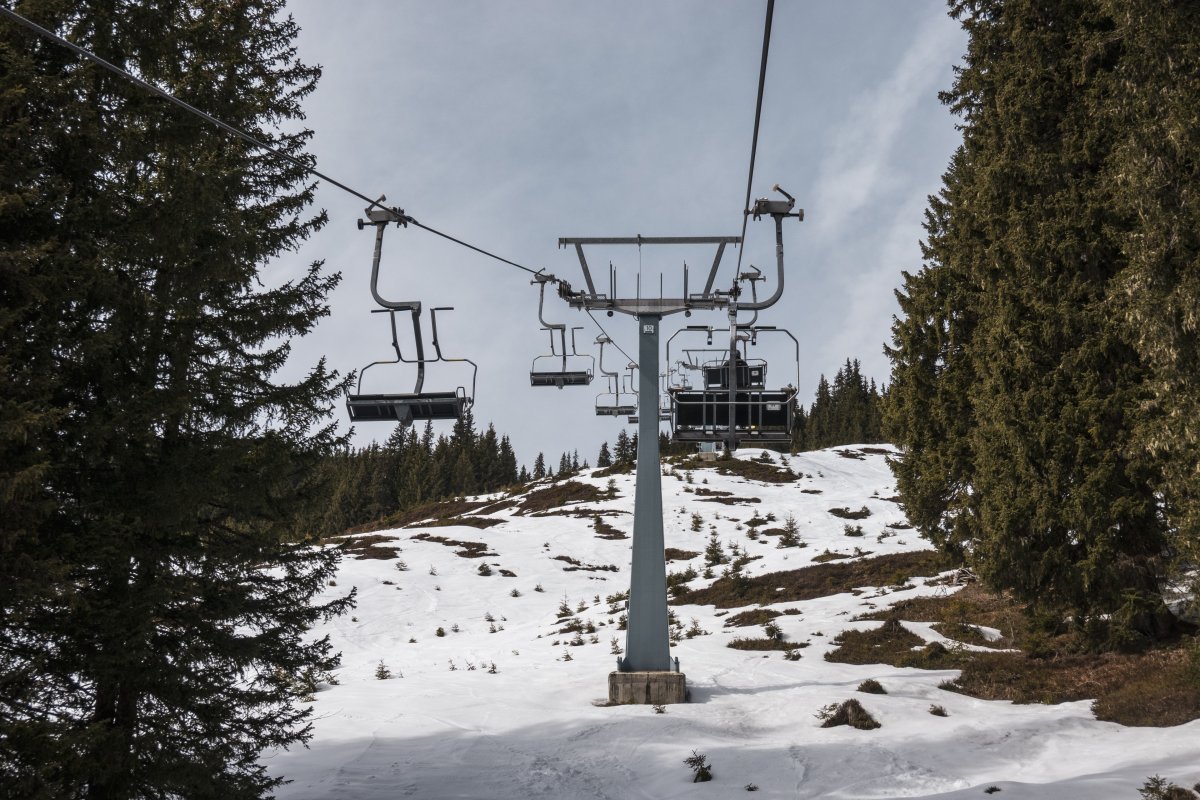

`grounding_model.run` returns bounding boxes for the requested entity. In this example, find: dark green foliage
[0,2,353,795]
[307,414,523,537]
[1103,1,1200,584]
[596,441,613,468]
[1139,776,1198,800]
[612,429,639,465]
[793,359,885,452]
[683,750,712,783]
[885,0,1194,645]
